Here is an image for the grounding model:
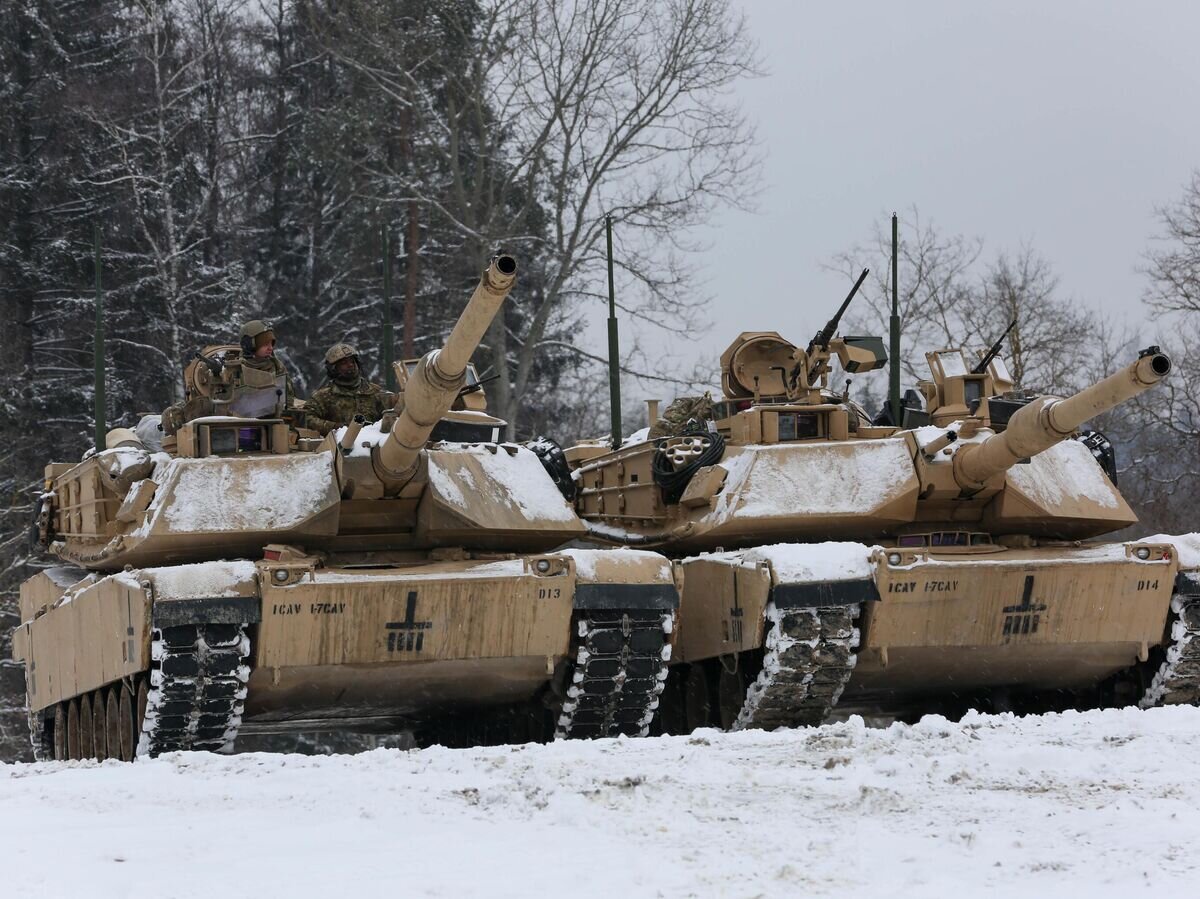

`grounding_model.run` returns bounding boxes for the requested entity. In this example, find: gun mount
[971,319,1018,375]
